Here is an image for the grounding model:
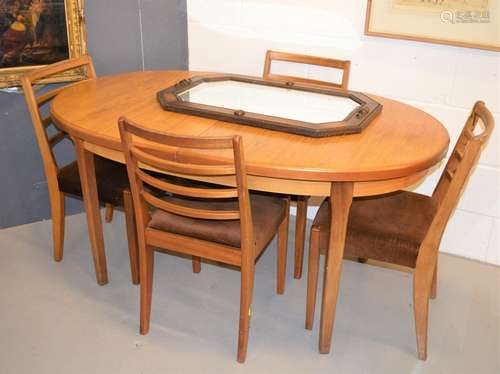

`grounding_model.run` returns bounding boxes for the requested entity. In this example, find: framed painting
[0,0,87,88]
[365,0,500,52]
